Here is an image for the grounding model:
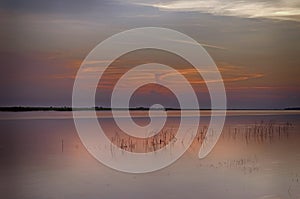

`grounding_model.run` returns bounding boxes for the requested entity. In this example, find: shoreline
[0,106,299,112]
